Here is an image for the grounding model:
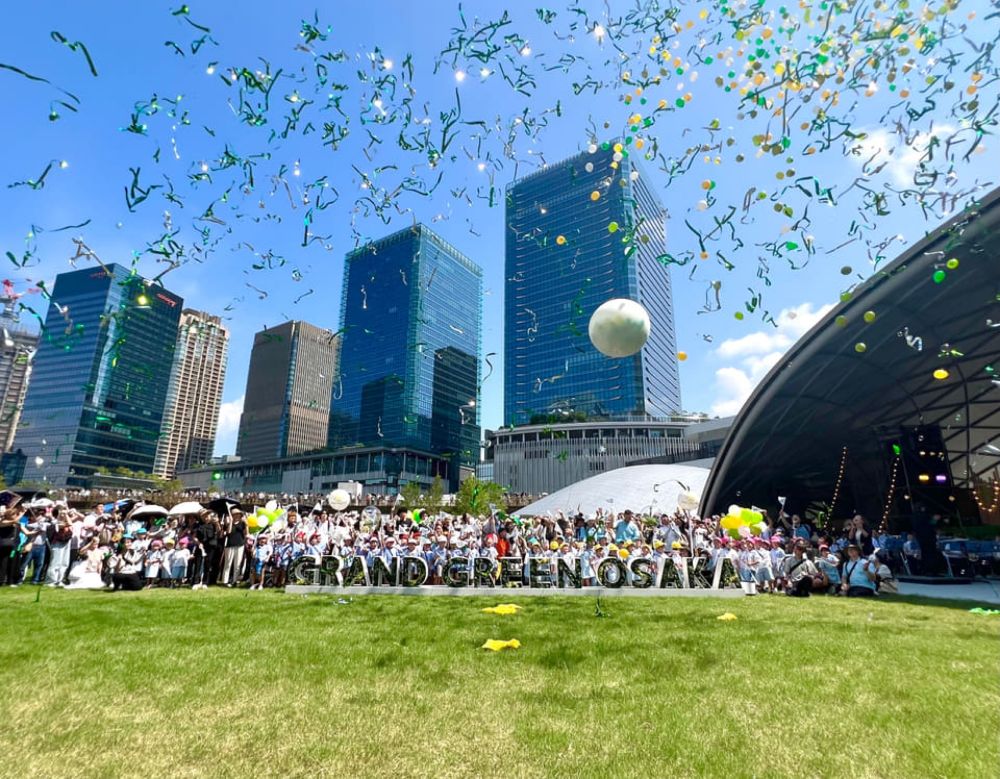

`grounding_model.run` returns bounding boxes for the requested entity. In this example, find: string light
[879,456,901,533]
[971,474,1000,515]
[830,445,848,515]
